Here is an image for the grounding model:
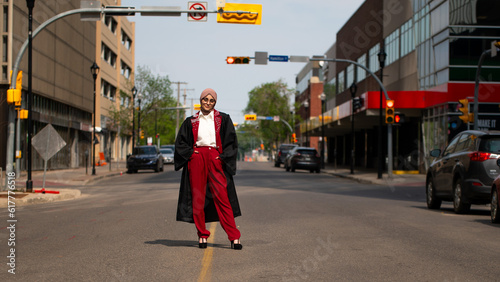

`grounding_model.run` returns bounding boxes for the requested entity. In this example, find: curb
[0,188,81,208]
